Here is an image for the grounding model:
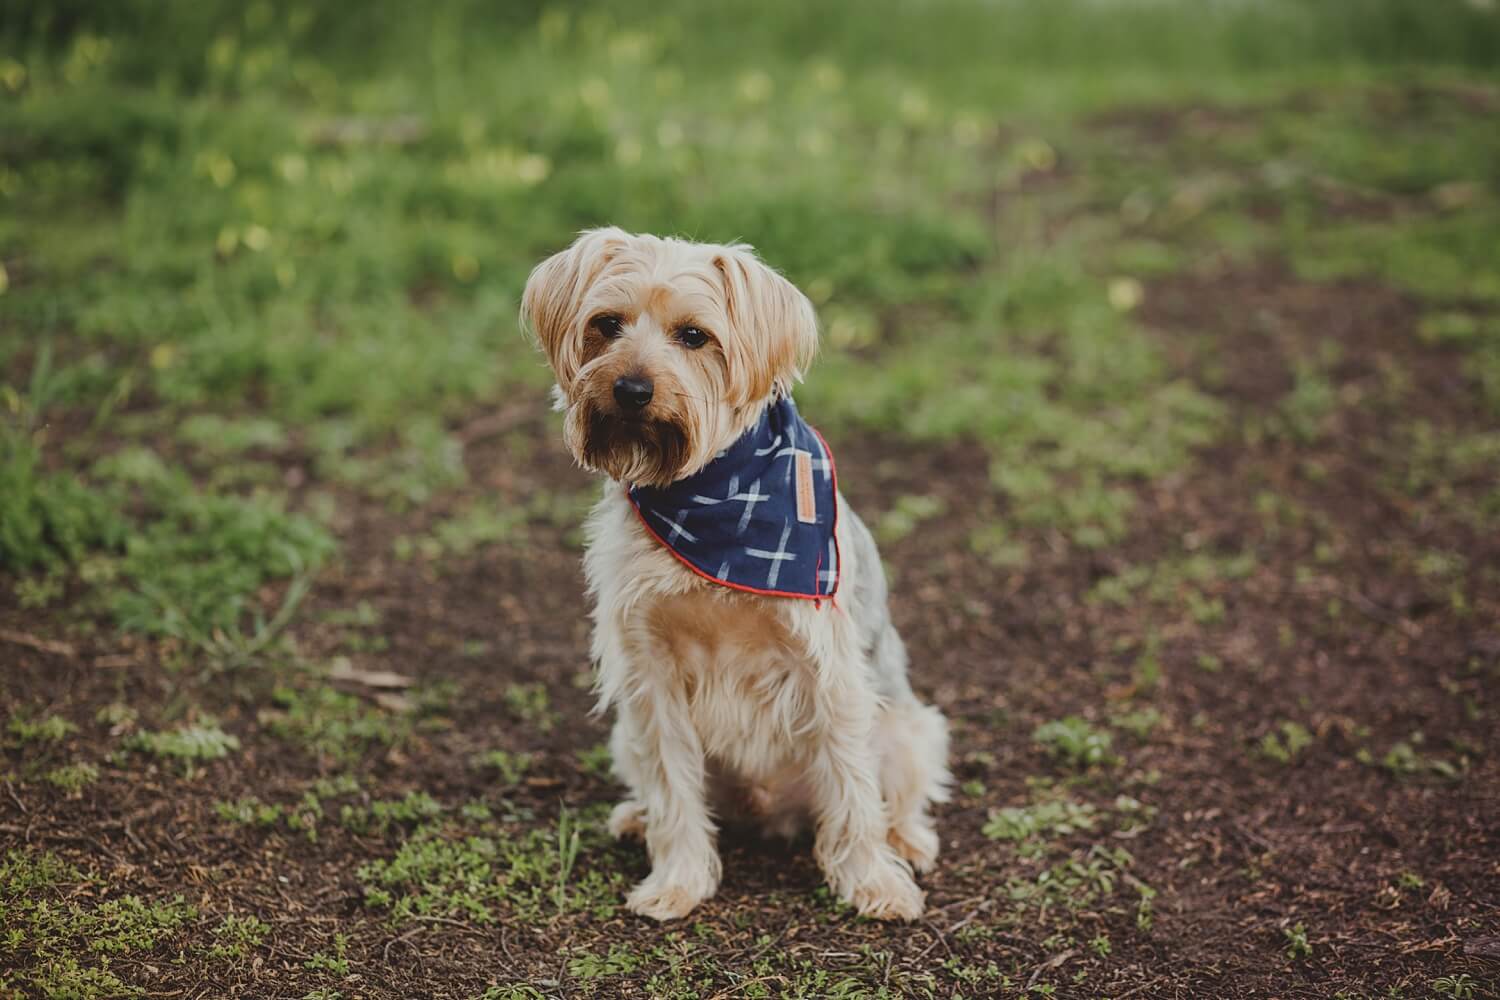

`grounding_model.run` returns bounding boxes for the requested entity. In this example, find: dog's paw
[607,800,647,841]
[840,857,925,922]
[888,821,940,875]
[625,872,715,922]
